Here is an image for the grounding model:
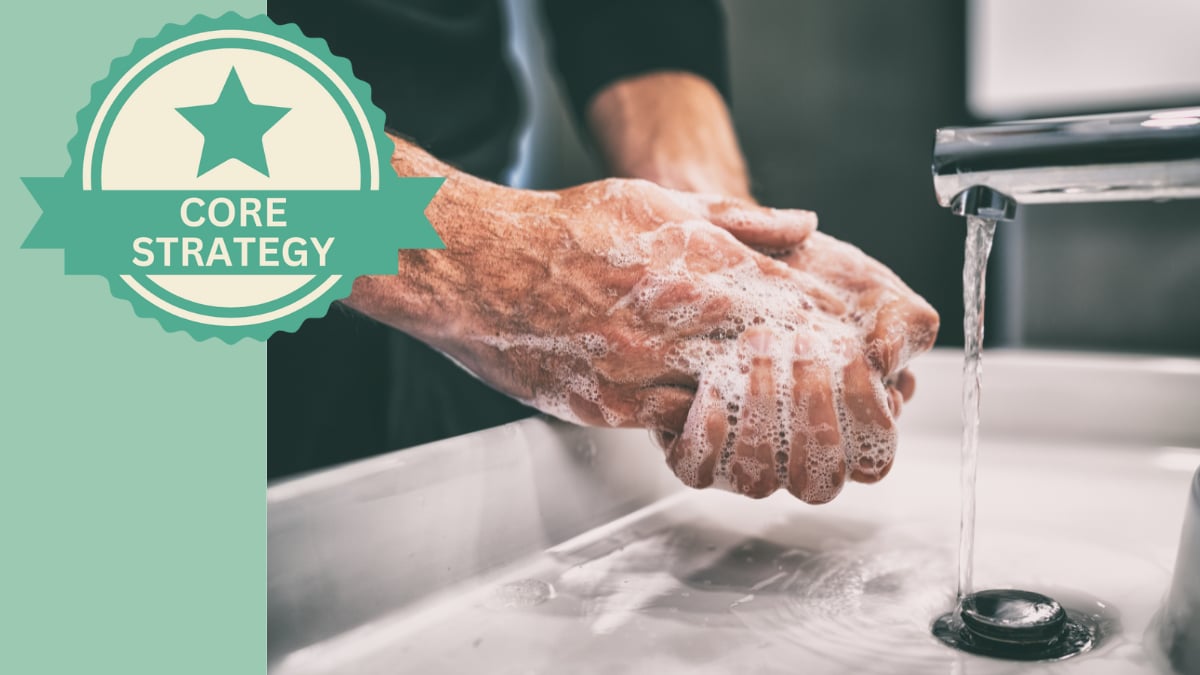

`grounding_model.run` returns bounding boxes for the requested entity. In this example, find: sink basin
[268,348,1200,674]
